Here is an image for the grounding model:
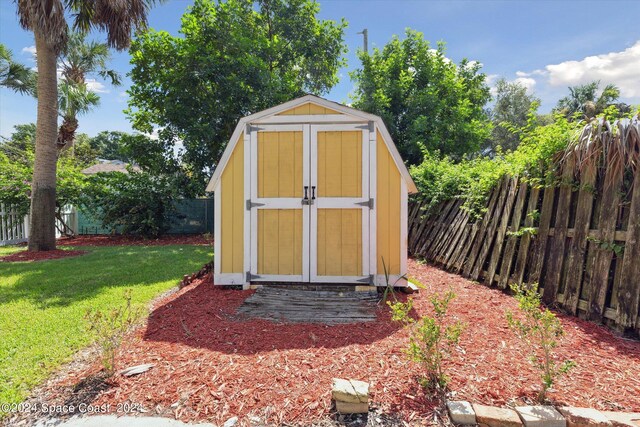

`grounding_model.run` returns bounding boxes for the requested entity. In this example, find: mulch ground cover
[57,234,213,246]
[26,259,640,426]
[0,249,87,262]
